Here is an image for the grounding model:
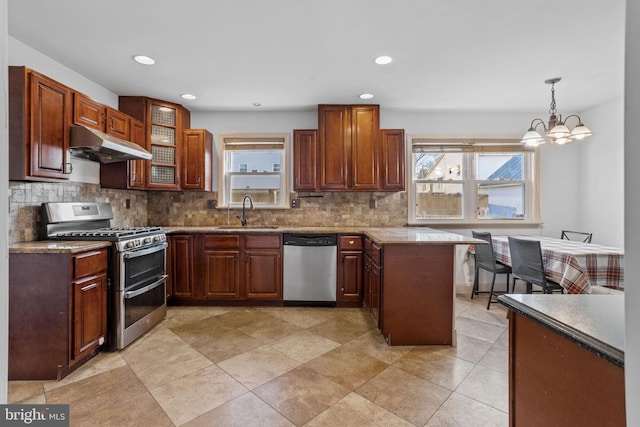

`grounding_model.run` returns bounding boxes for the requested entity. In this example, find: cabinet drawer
[244,234,281,249]
[371,243,382,265]
[73,249,108,279]
[204,234,240,249]
[339,235,362,250]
